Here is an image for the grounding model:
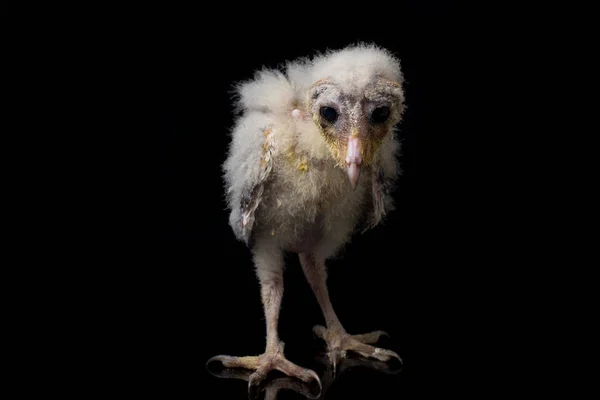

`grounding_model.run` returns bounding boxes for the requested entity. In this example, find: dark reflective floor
[206,348,404,400]
[109,238,421,400]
